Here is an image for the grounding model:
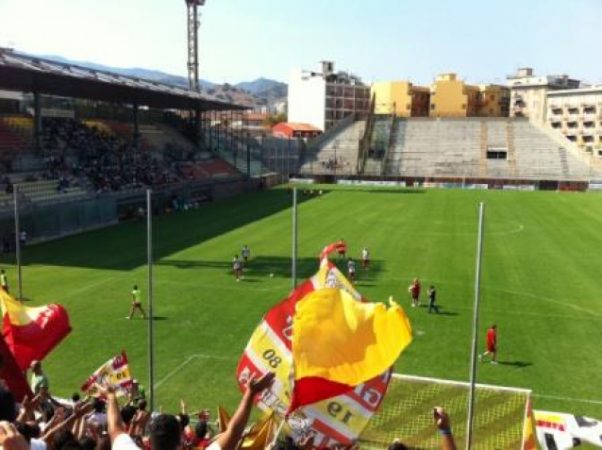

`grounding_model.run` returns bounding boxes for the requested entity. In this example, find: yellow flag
[241,415,278,450]
[292,288,412,388]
